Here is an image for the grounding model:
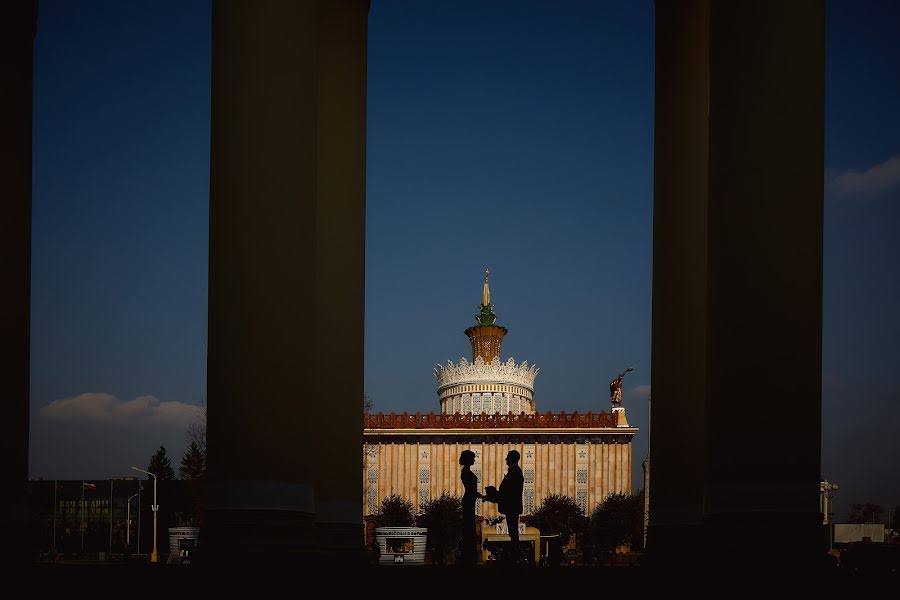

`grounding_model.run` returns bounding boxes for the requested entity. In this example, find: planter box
[374,527,428,565]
